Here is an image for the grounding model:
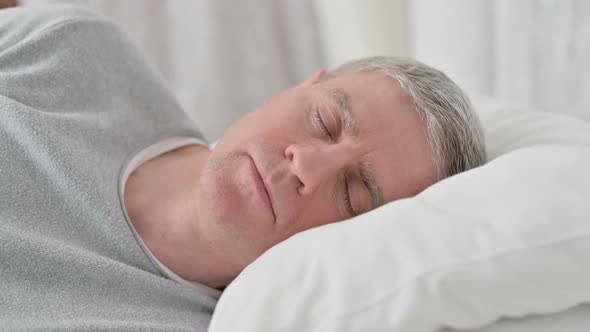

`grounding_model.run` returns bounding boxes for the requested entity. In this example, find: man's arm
[0,4,104,52]
[0,5,173,116]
